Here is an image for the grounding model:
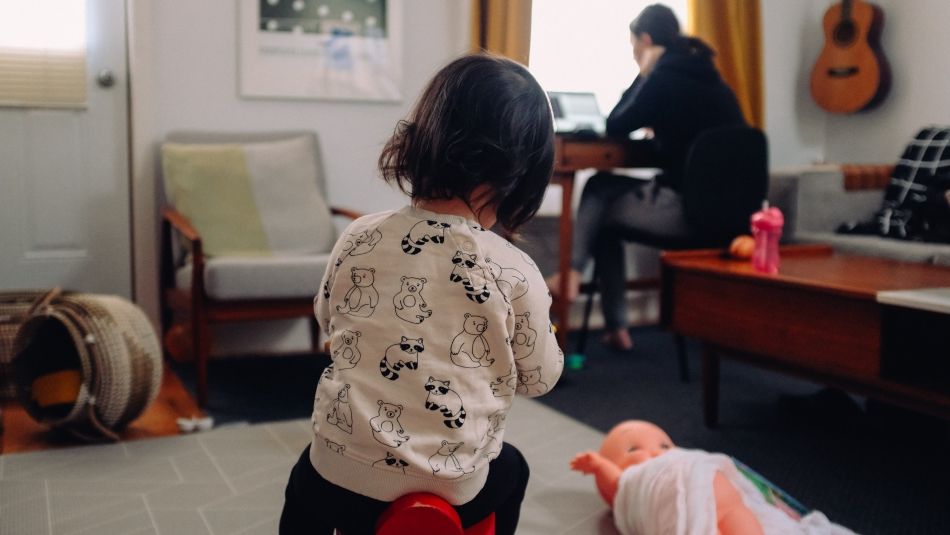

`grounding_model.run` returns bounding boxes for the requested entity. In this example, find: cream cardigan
[310,206,563,504]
